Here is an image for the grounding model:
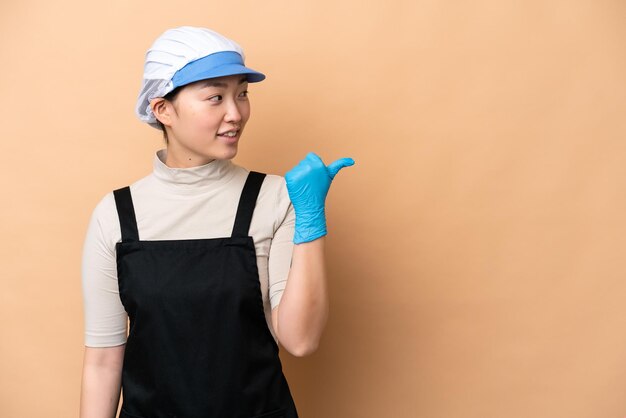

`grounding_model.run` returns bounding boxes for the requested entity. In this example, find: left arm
[272,236,328,357]
[271,151,354,357]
